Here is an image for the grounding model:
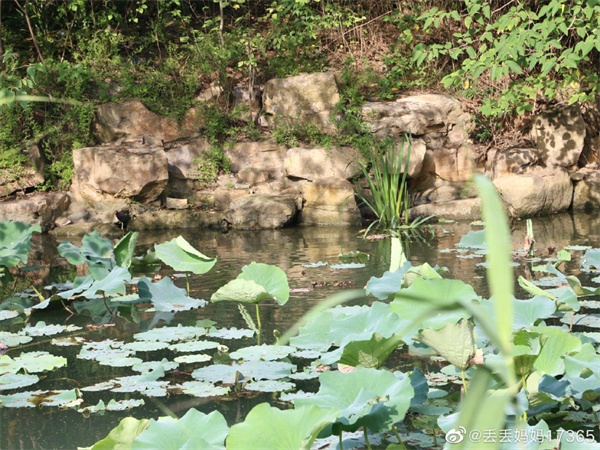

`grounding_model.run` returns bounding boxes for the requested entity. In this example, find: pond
[1,211,600,449]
